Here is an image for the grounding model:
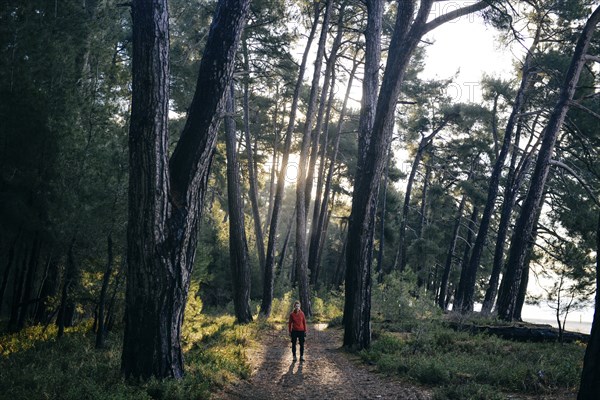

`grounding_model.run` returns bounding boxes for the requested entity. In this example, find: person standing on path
[288,300,307,362]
